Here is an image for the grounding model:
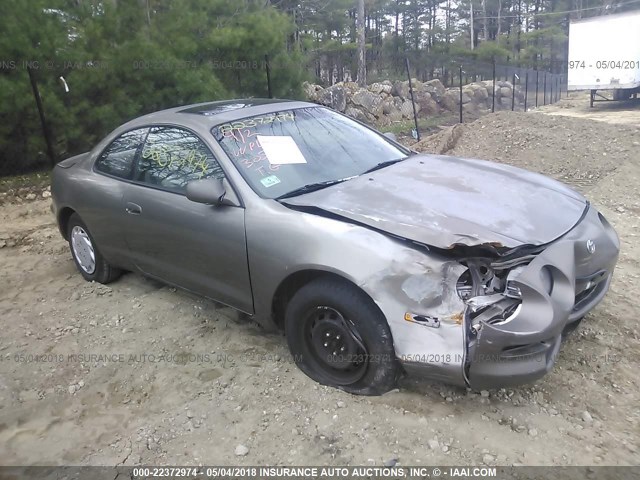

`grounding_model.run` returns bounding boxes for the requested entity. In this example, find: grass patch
[382,113,459,137]
[0,170,51,193]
